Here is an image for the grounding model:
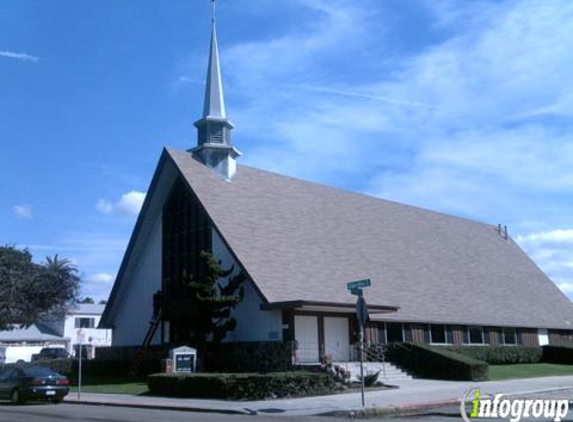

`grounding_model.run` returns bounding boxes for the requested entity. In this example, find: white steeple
[191,0,241,180]
[202,22,226,119]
